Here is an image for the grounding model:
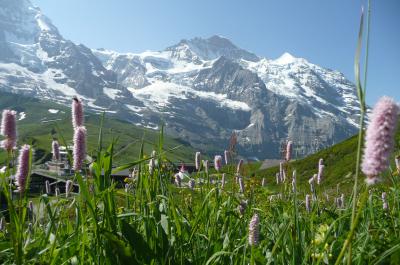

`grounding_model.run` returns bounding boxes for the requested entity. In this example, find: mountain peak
[273,52,306,65]
[166,35,259,62]
[0,0,59,44]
